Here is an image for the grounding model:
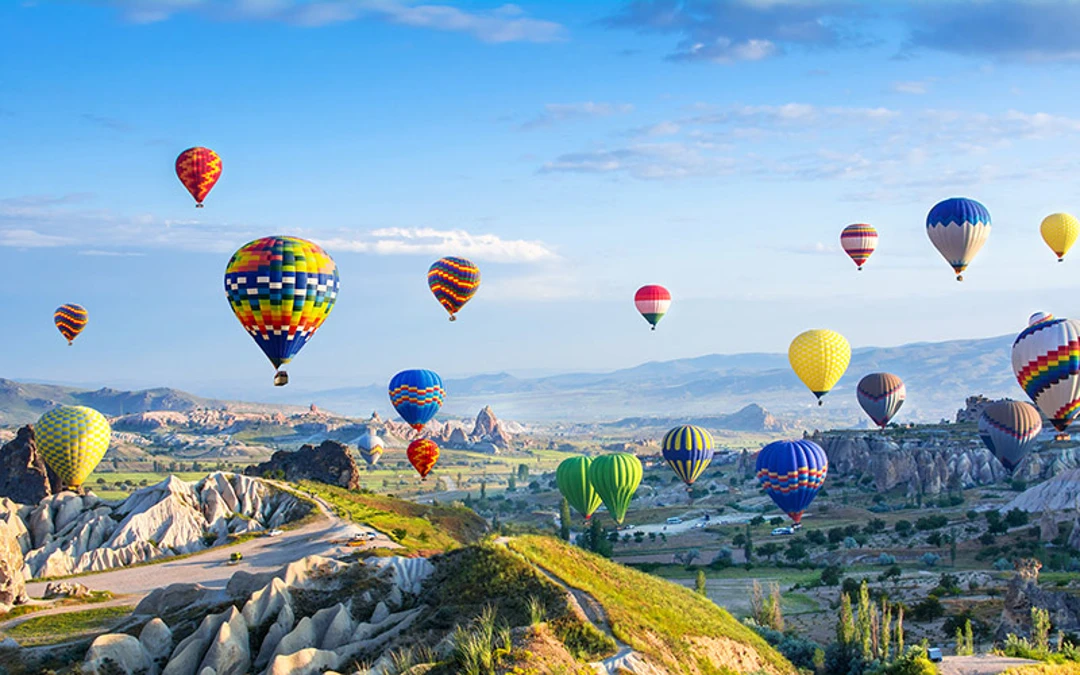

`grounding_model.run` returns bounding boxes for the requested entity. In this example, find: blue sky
[4,0,1080,400]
